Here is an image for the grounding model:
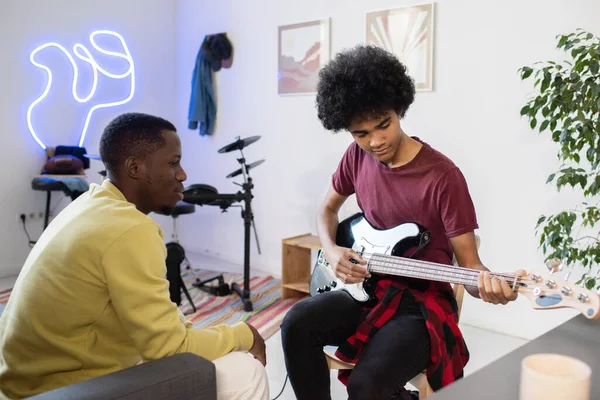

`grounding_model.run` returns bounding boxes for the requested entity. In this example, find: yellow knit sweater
[0,180,253,399]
